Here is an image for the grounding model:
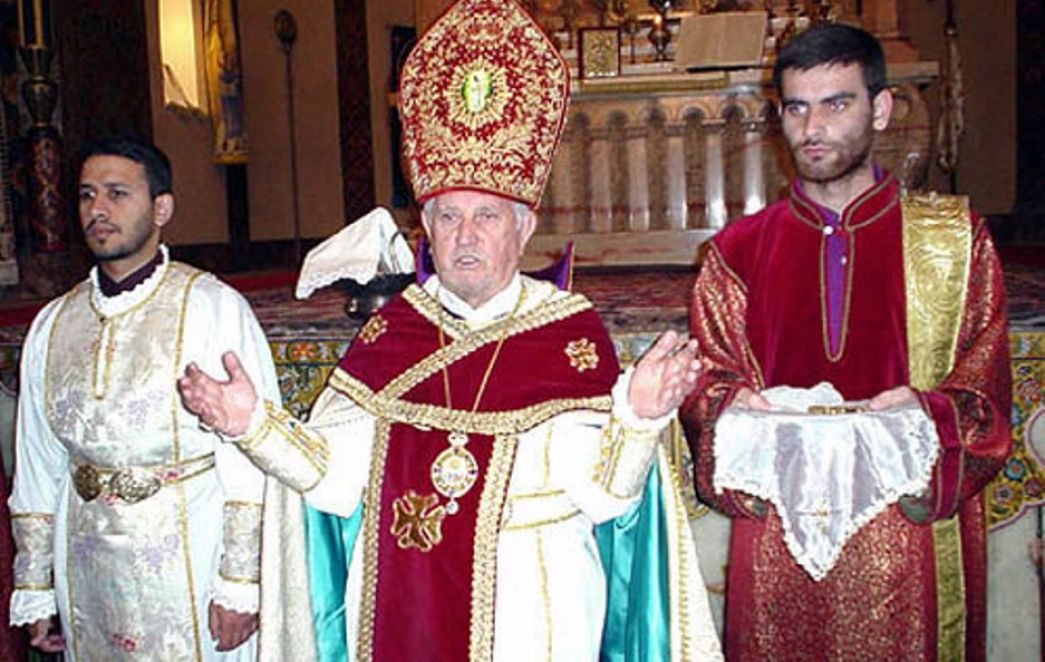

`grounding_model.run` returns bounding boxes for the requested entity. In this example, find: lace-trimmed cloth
[713,382,939,580]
